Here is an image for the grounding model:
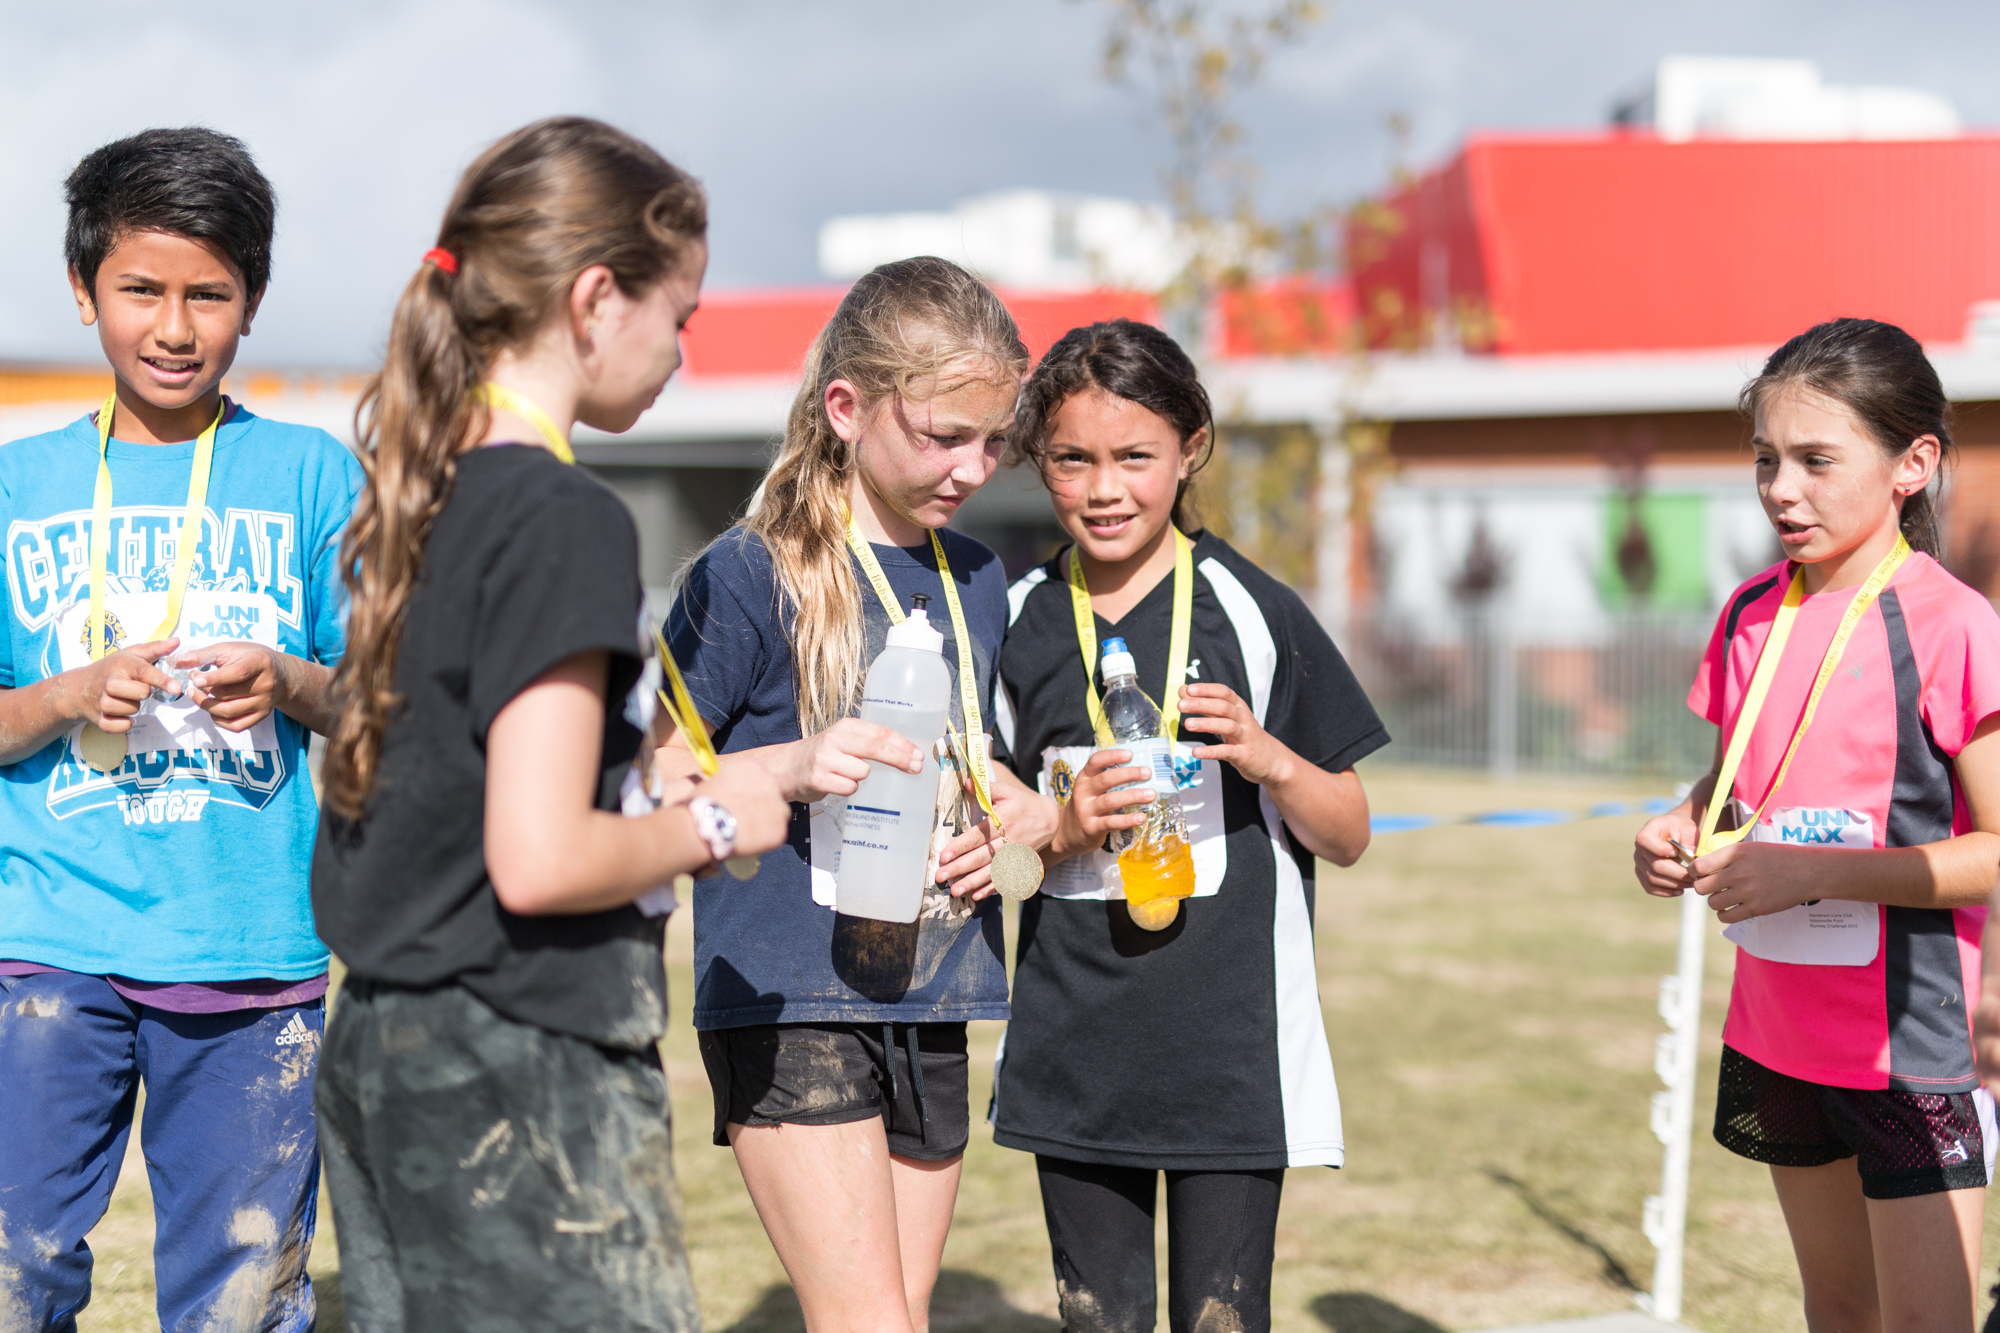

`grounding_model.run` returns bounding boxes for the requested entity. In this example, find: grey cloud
[2,0,1993,365]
